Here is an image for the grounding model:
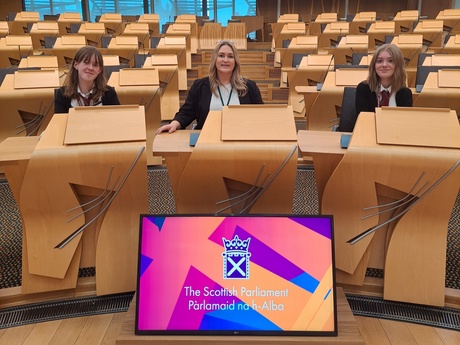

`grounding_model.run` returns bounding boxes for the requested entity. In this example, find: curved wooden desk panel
[307,69,368,130]
[413,71,460,114]
[177,141,298,214]
[154,108,298,215]
[176,111,298,214]
[322,112,460,306]
[0,108,149,296]
[0,76,57,144]
[107,70,162,166]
